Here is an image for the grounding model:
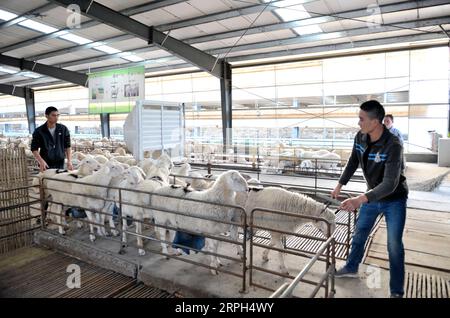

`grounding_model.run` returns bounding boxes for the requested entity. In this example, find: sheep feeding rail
[249,208,336,298]
[171,172,358,261]
[27,174,339,297]
[38,176,250,293]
